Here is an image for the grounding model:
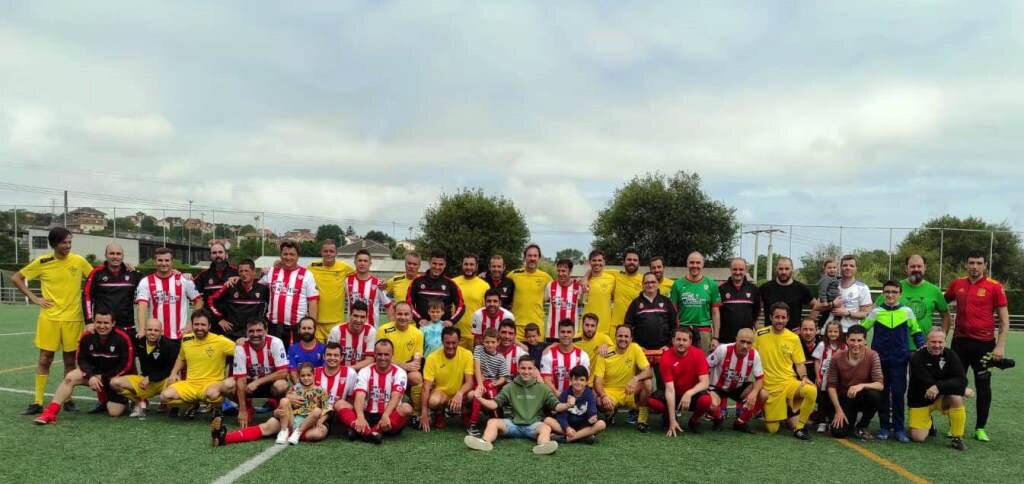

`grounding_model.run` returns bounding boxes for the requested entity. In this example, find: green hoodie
[494,375,559,425]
